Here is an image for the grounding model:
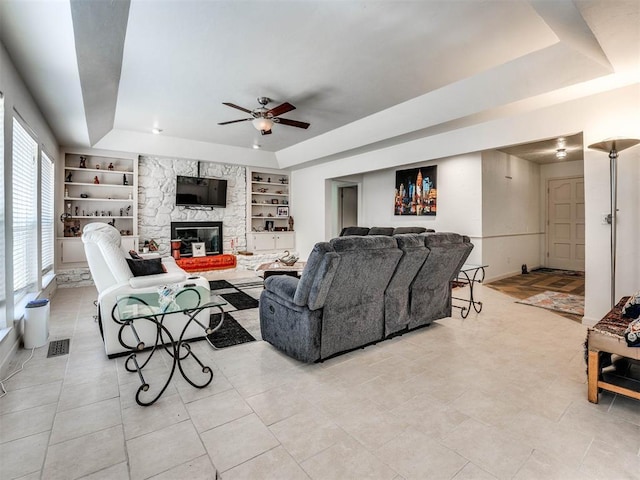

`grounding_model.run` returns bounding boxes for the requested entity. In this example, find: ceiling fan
[218,97,310,135]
